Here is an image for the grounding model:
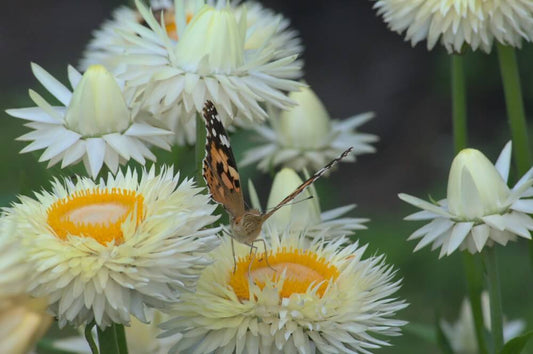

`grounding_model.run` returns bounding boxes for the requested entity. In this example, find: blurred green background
[2,0,533,353]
